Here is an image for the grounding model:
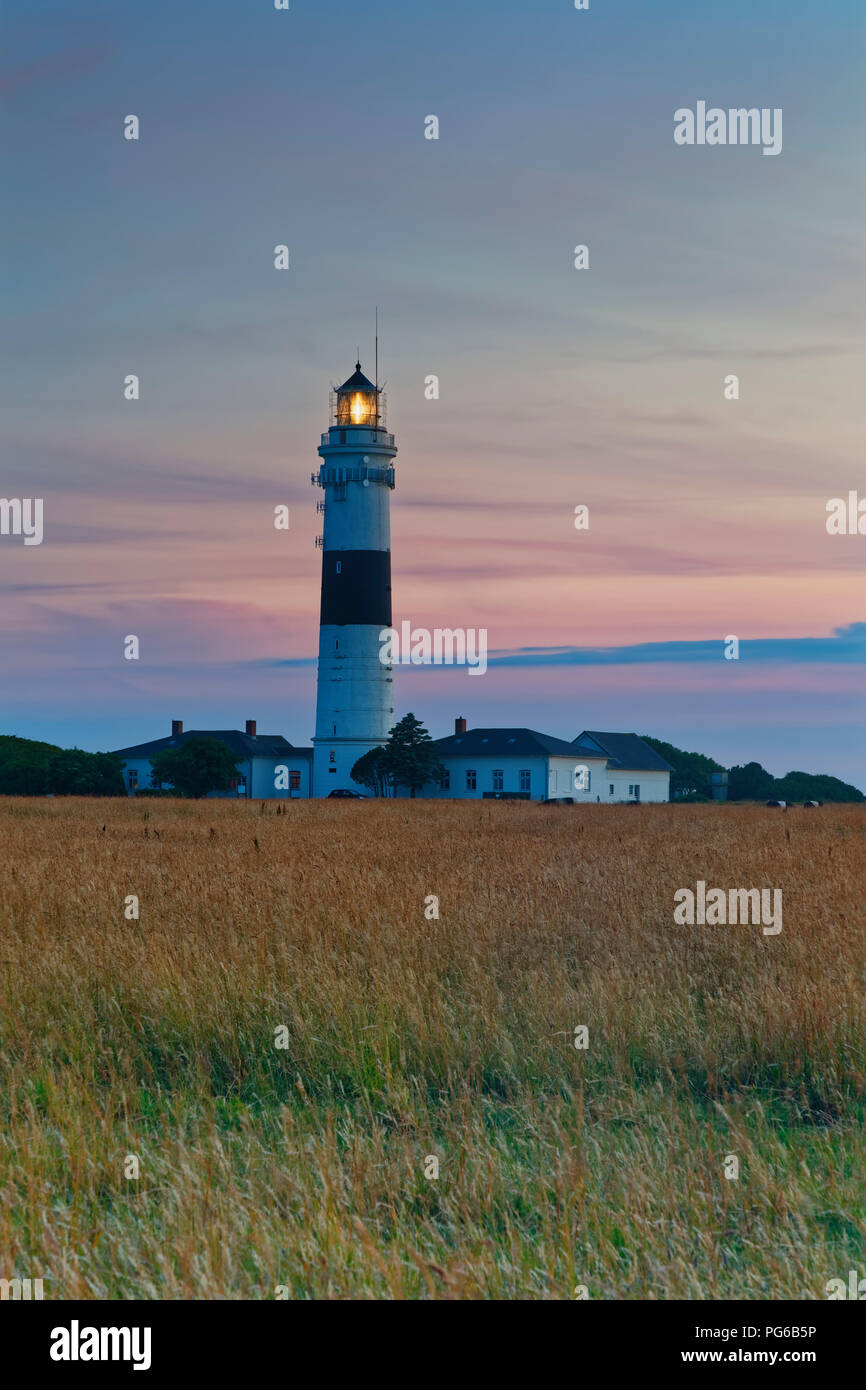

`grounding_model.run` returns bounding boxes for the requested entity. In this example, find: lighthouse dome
[337,362,377,393]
